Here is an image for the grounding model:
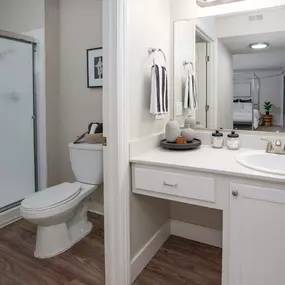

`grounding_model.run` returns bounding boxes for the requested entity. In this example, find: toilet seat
[21,183,82,211]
